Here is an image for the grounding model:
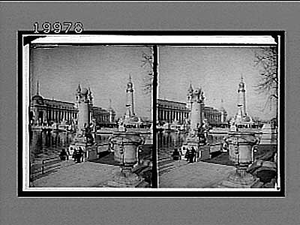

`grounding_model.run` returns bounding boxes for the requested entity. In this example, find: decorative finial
[36,80,40,95]
[188,82,193,93]
[77,83,81,93]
